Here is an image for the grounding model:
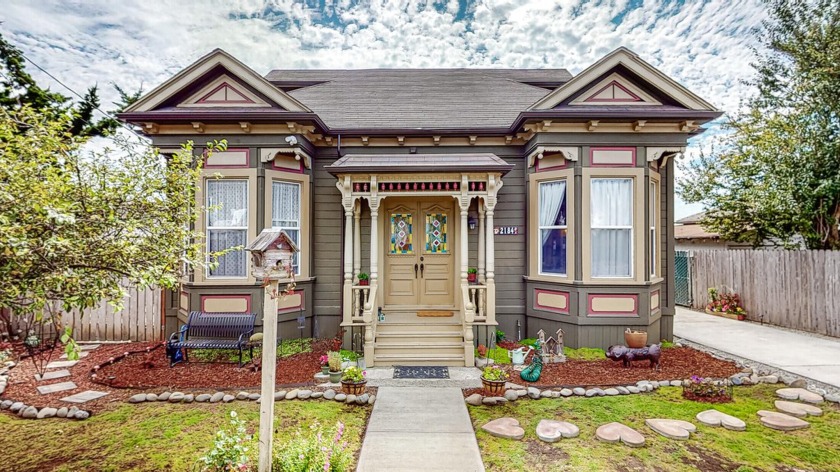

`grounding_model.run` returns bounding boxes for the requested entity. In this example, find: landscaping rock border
[0,358,93,421]
[125,387,375,407]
